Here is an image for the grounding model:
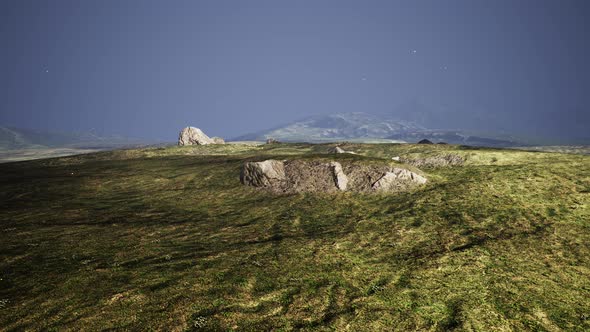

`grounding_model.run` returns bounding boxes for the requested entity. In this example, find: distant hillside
[0,126,149,150]
[234,112,422,142]
[234,112,522,147]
